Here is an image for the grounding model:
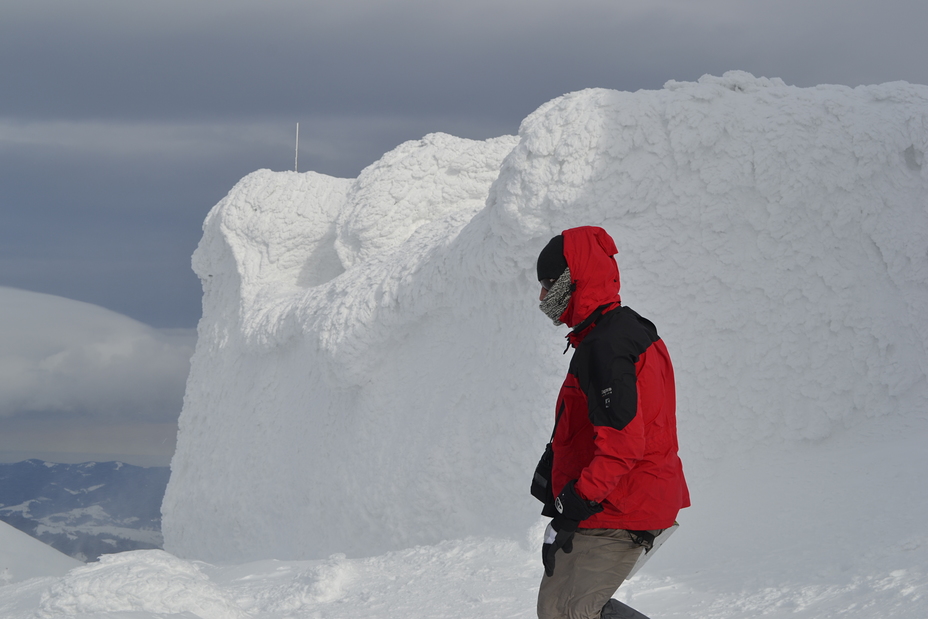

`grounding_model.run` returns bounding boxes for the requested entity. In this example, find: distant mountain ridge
[0,459,169,561]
